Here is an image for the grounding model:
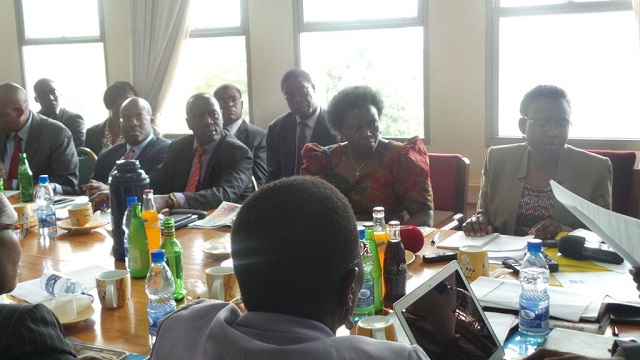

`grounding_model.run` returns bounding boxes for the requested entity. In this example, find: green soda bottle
[18,153,34,202]
[128,203,150,278]
[364,222,383,312]
[160,217,184,302]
